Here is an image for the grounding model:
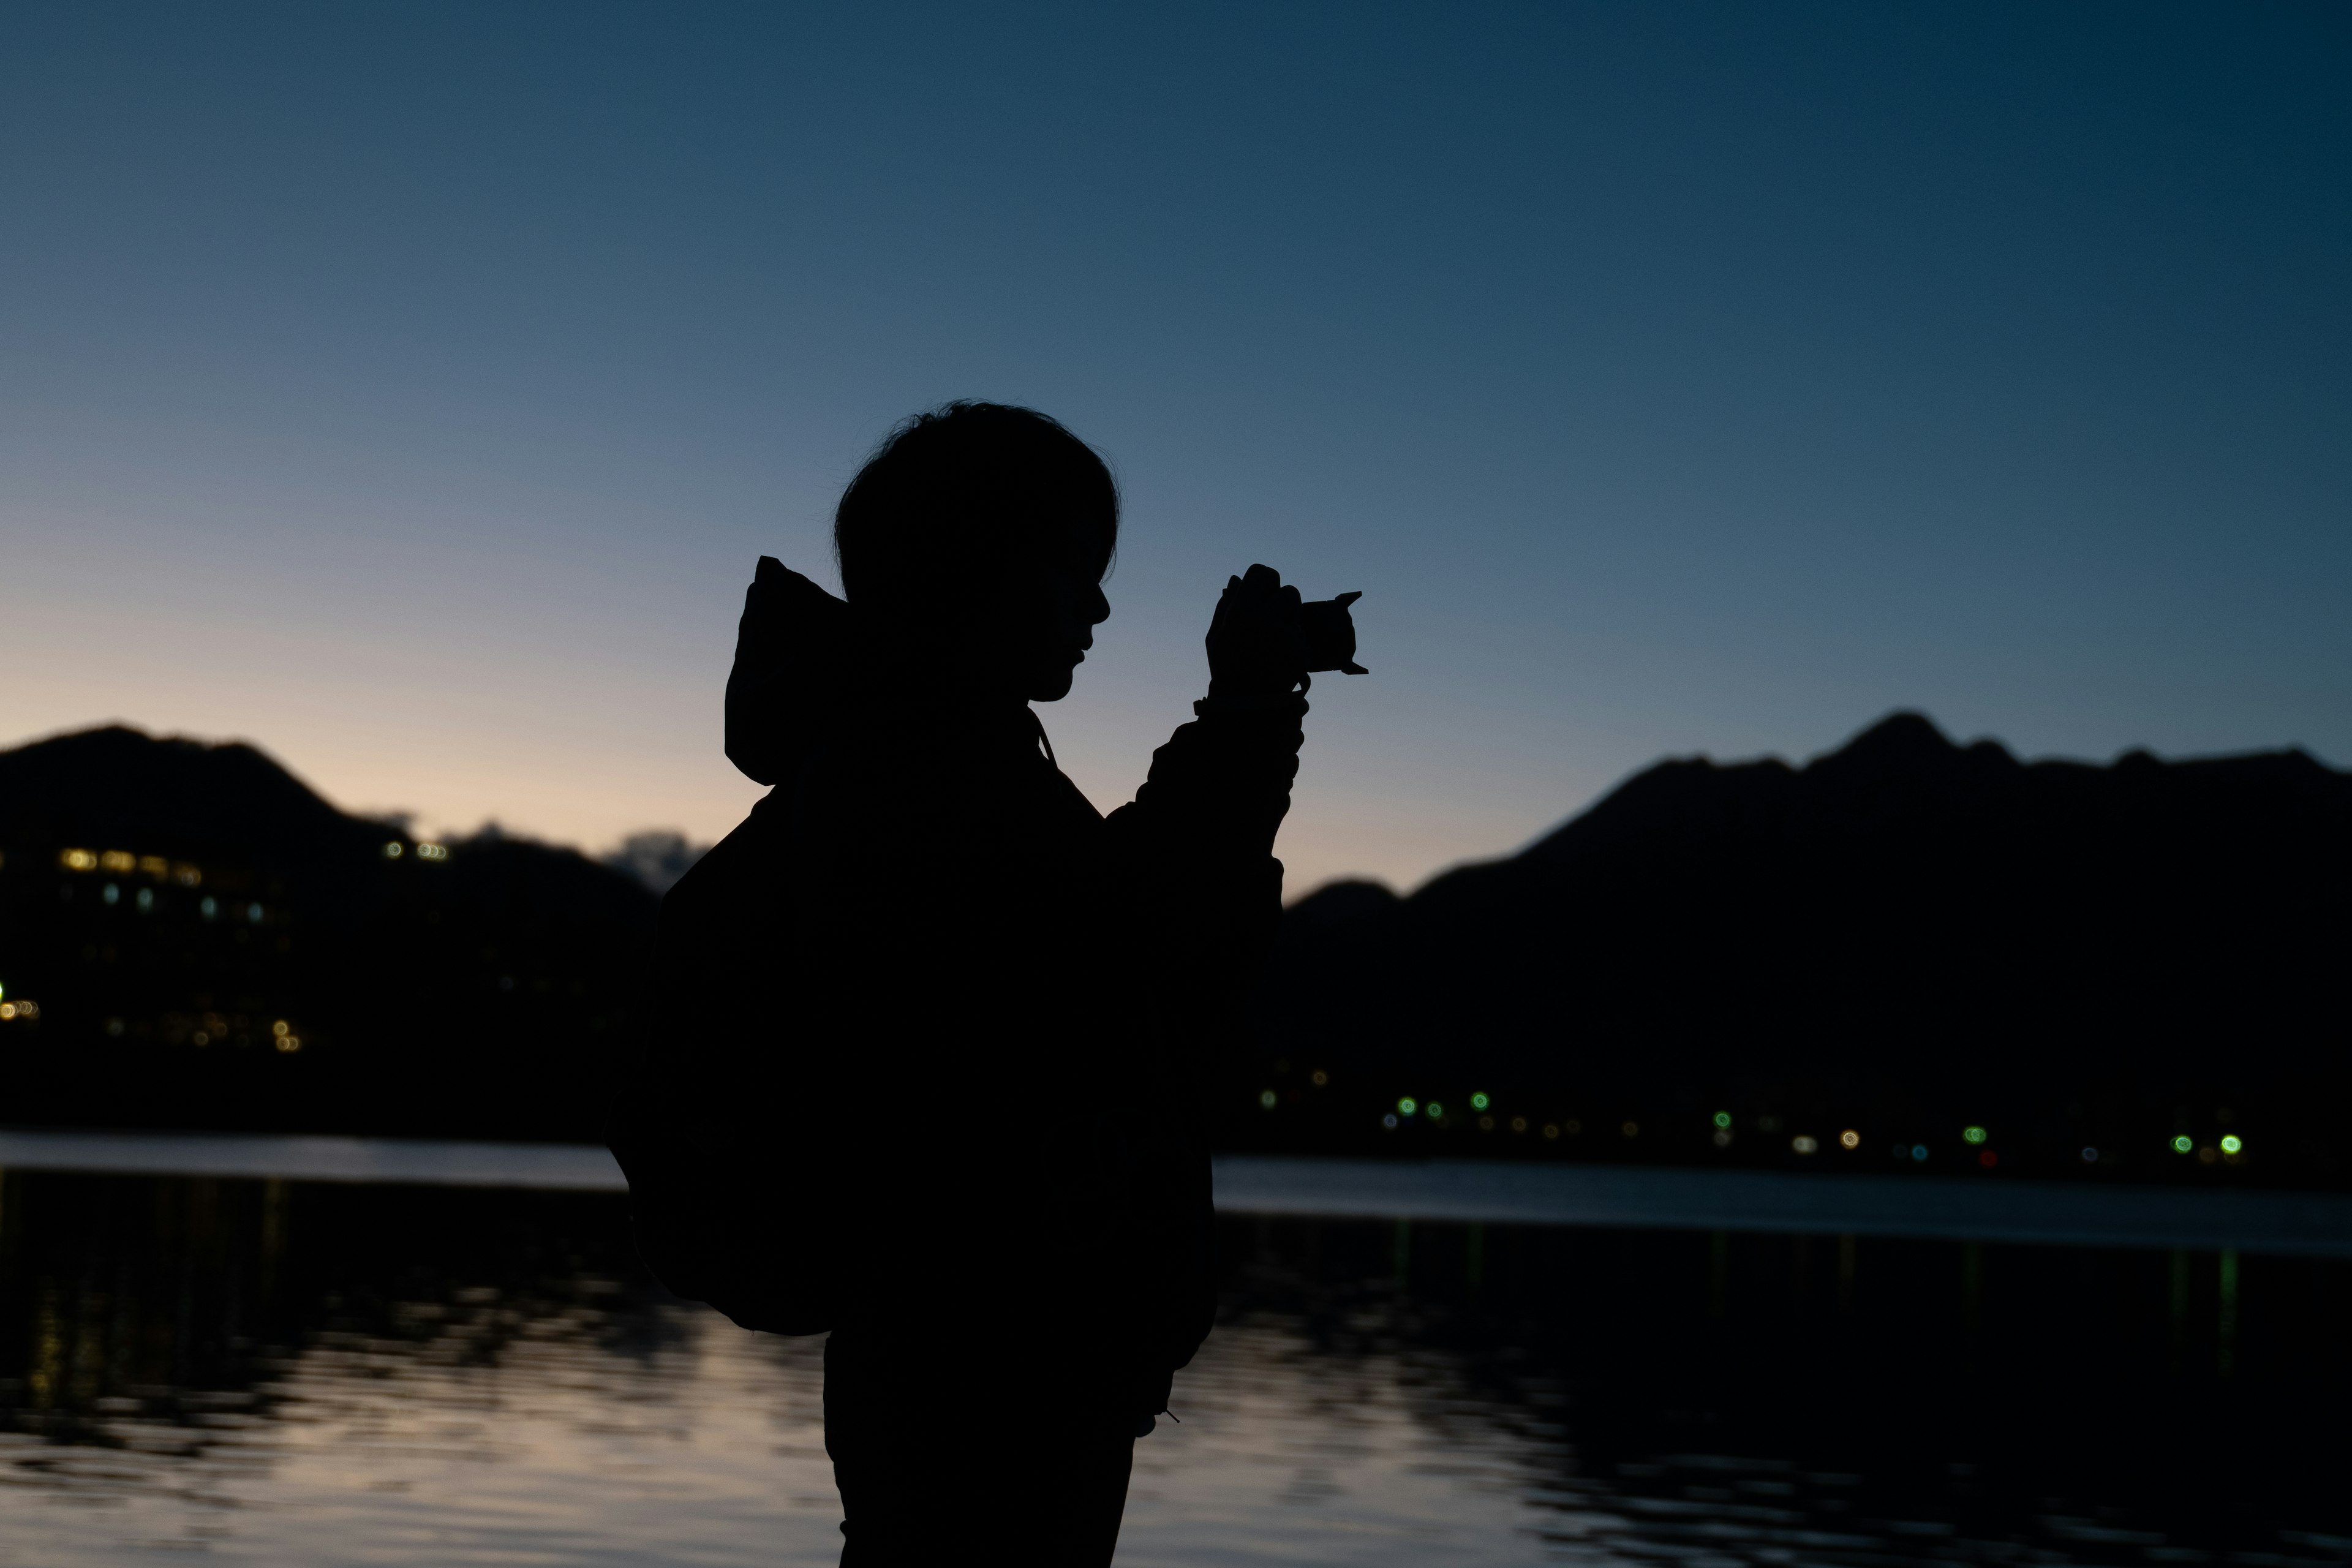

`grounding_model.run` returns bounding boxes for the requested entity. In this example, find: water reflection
[2,1169,2348,1566]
